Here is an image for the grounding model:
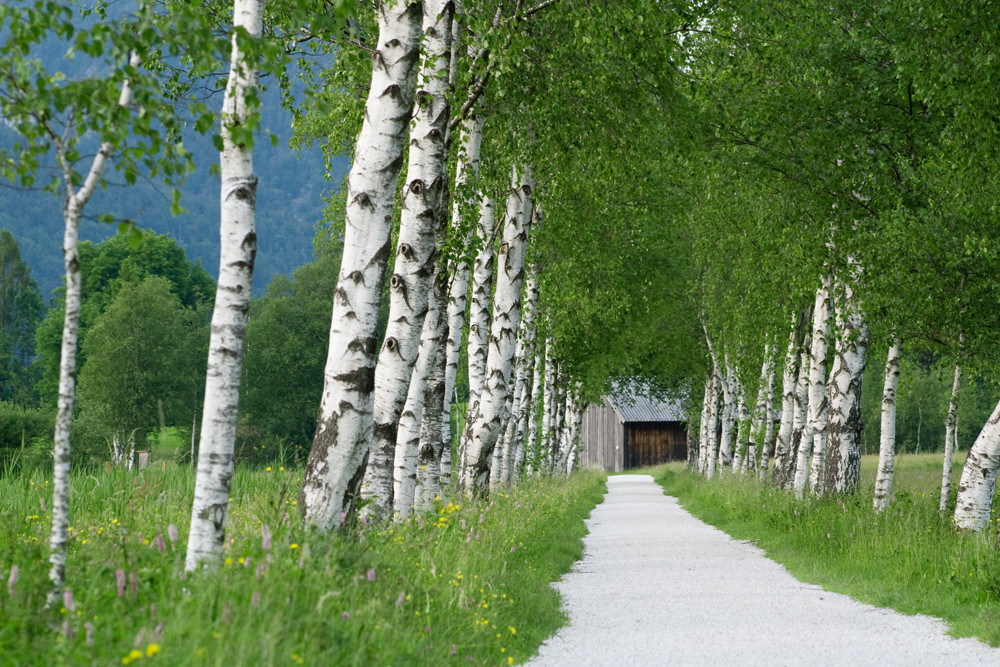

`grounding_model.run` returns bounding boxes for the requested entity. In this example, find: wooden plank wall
[624,422,688,468]
[580,399,624,472]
